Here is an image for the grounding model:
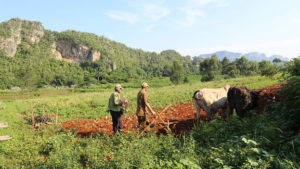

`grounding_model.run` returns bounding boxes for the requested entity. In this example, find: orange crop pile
[63,101,201,137]
[63,83,285,137]
[256,82,285,113]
